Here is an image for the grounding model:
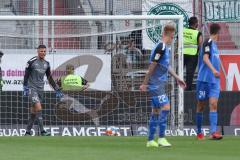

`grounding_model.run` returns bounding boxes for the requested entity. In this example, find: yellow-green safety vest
[61,74,82,91]
[183,28,199,55]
